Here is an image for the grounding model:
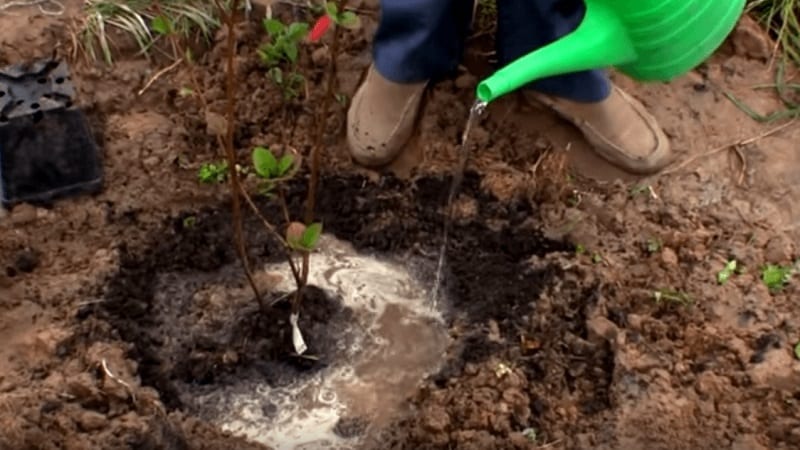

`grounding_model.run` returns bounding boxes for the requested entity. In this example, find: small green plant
[268,67,305,100]
[259,19,309,67]
[198,161,229,184]
[717,259,738,285]
[653,289,693,307]
[592,252,603,264]
[575,244,586,255]
[323,2,362,29]
[182,215,197,229]
[646,238,662,254]
[761,263,795,292]
[258,18,309,99]
[794,341,800,360]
